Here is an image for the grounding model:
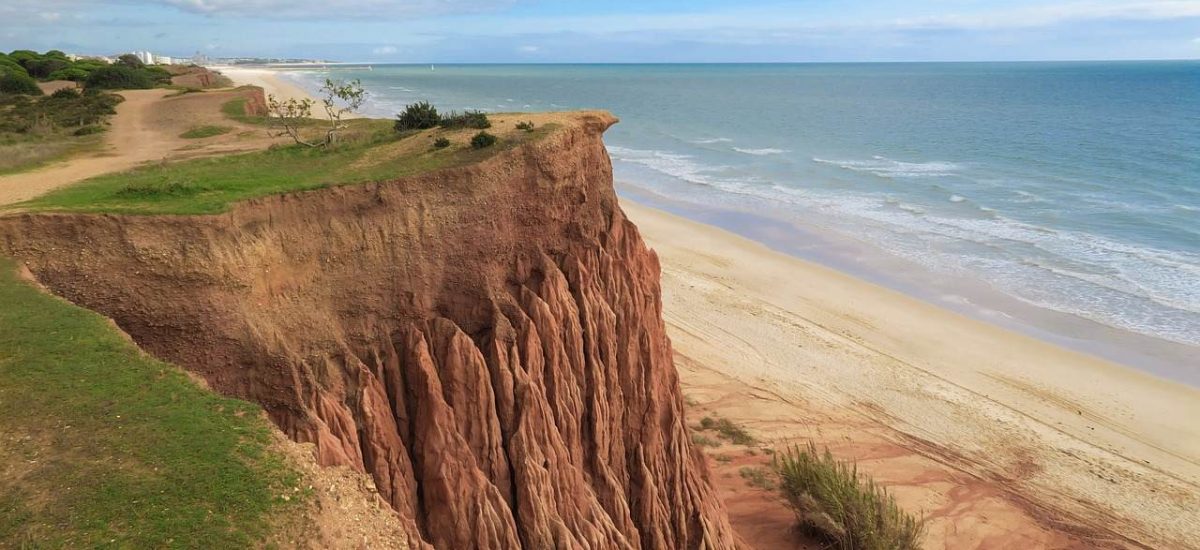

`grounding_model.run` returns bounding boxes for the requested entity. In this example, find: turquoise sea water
[281,62,1200,381]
